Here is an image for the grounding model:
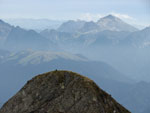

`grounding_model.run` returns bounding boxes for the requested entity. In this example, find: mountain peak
[98,15,121,23]
[0,70,130,113]
[97,14,138,32]
[58,20,86,33]
[103,14,117,19]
